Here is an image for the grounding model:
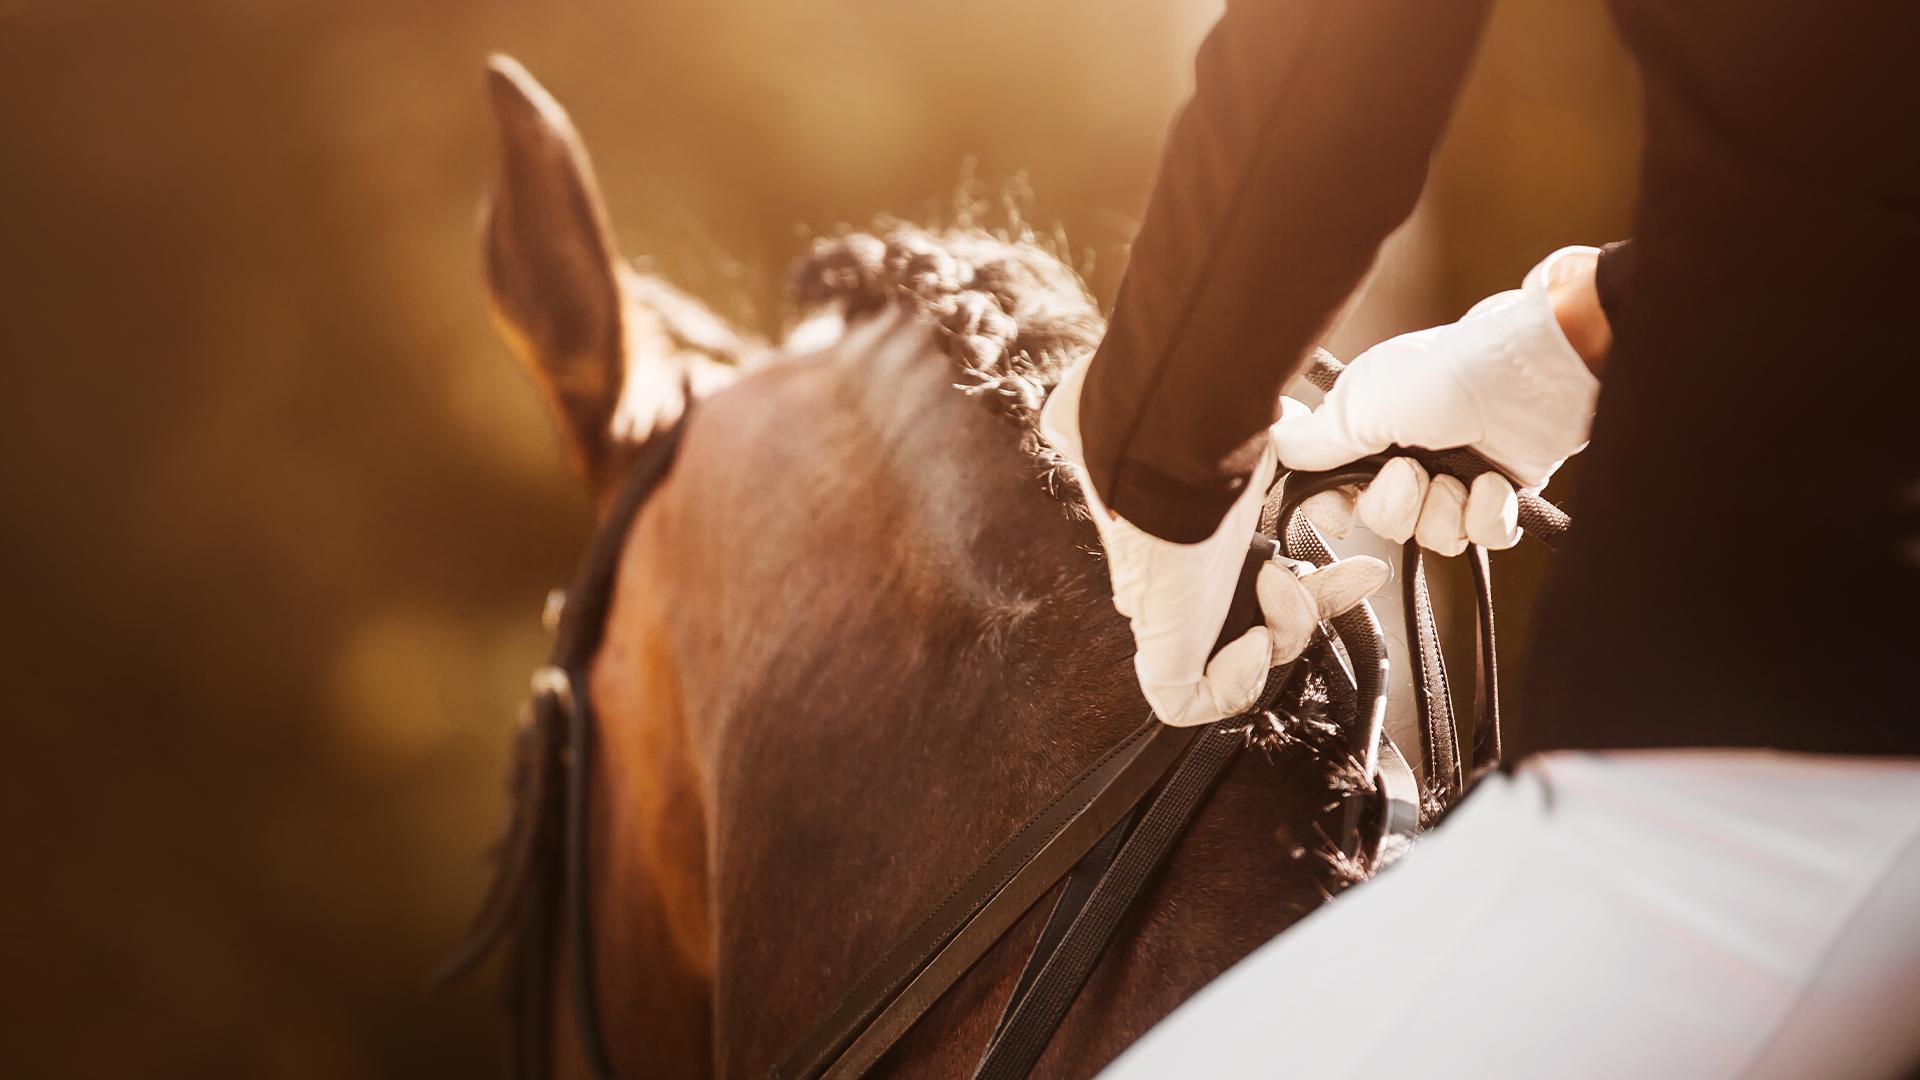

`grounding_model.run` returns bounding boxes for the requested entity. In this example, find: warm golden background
[0,2,1637,1075]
